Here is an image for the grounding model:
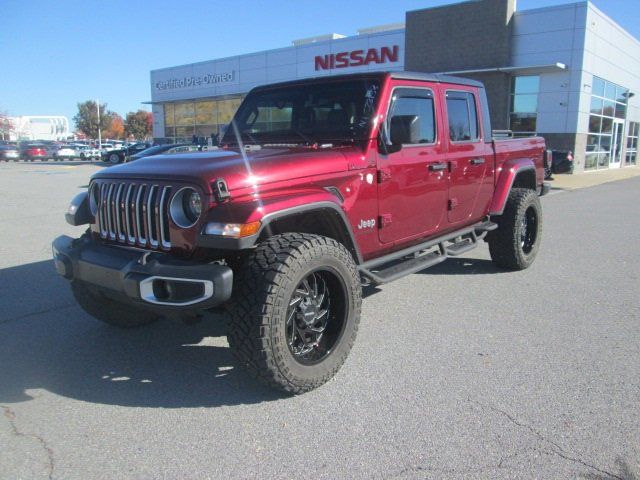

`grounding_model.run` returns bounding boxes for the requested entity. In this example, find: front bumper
[52,235,233,312]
